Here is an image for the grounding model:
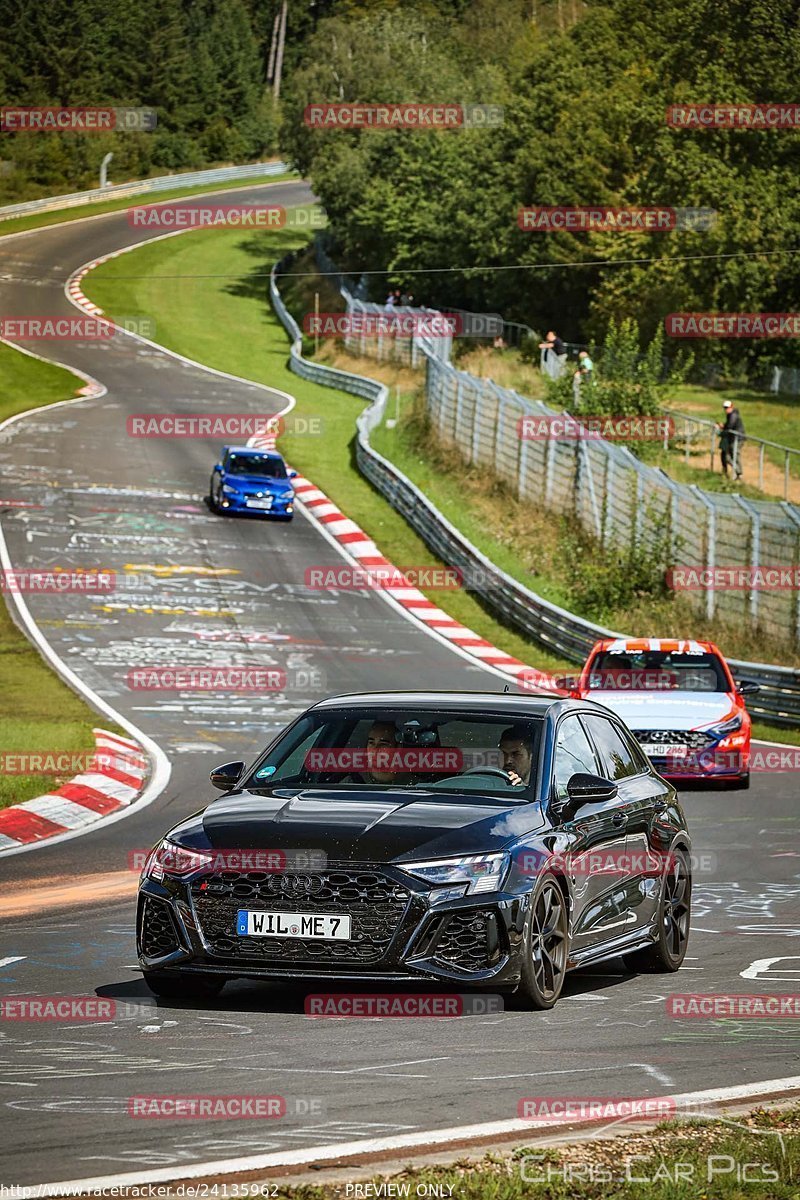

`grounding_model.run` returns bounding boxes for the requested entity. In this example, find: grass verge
[0,345,110,809]
[279,1104,798,1199]
[0,168,297,239]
